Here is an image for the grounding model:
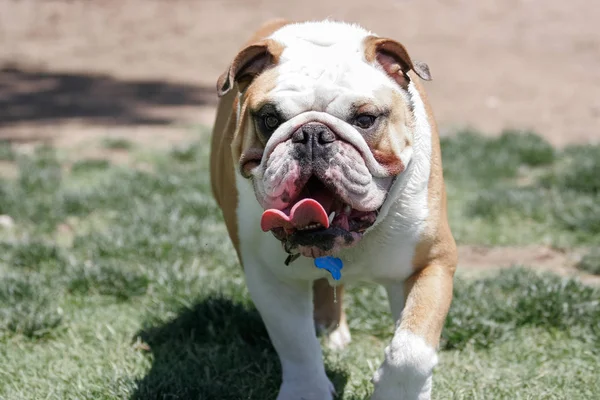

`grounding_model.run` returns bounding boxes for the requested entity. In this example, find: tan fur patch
[364,36,411,88]
[400,264,454,346]
[400,72,457,347]
[232,68,280,175]
[410,72,457,274]
[217,38,285,97]
[366,88,413,175]
[210,19,290,261]
[210,89,241,259]
[313,279,345,330]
